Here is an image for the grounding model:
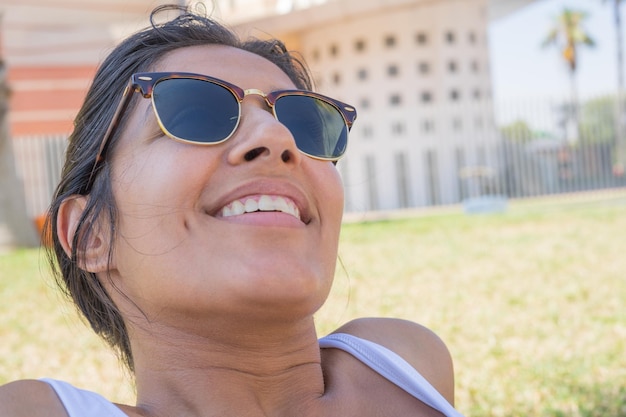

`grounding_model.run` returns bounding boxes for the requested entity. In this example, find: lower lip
[217,211,305,228]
